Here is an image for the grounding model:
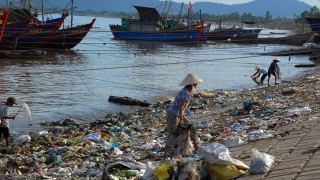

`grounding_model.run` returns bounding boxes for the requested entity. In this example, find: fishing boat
[14,13,67,50]
[208,26,240,40]
[208,20,262,40]
[306,17,320,32]
[229,32,314,45]
[2,0,94,50]
[0,49,45,59]
[232,28,262,39]
[41,18,96,49]
[270,31,287,35]
[109,5,211,42]
[0,11,10,41]
[0,16,34,49]
[42,0,96,49]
